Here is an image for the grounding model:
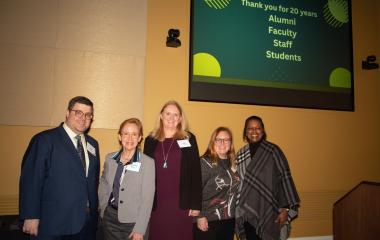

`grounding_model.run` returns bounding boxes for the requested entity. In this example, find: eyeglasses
[120,132,140,139]
[71,109,93,120]
[214,138,231,145]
